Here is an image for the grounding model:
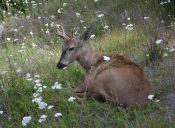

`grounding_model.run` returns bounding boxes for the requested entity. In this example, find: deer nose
[57,62,67,69]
